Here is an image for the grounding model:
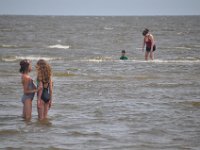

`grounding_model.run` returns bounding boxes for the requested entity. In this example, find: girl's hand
[37,100,42,109]
[34,89,38,93]
[49,100,52,109]
[37,86,42,92]
[150,51,153,59]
